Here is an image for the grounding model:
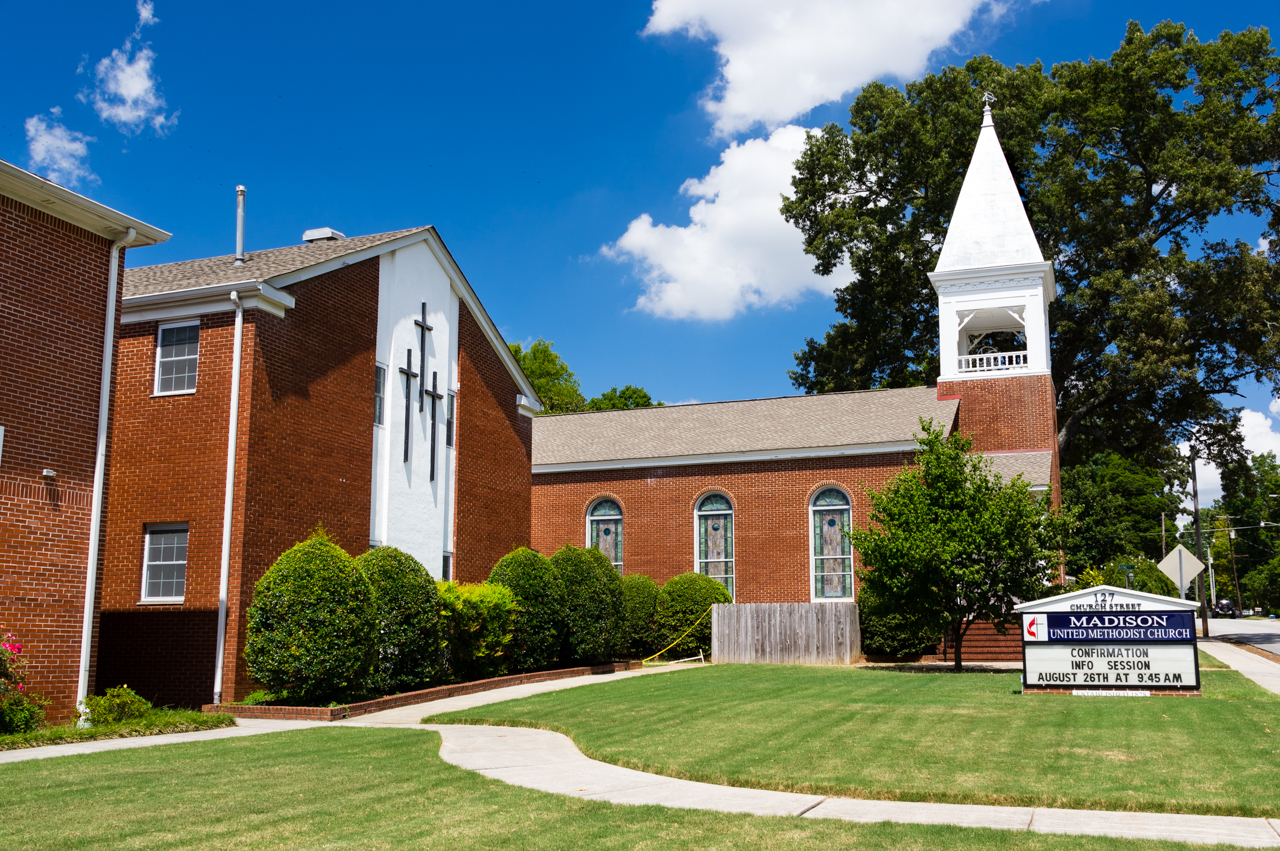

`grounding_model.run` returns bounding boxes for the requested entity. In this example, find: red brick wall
[225,259,378,701]
[99,260,379,706]
[0,194,116,721]
[939,373,1061,504]
[532,454,913,603]
[454,303,532,582]
[100,311,248,708]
